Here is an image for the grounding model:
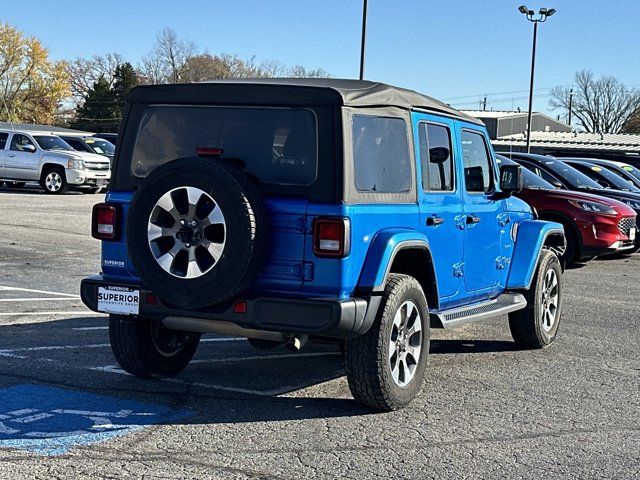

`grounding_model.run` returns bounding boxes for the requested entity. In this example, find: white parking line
[72,326,109,331]
[0,286,79,298]
[91,353,341,396]
[0,298,81,302]
[0,311,103,316]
